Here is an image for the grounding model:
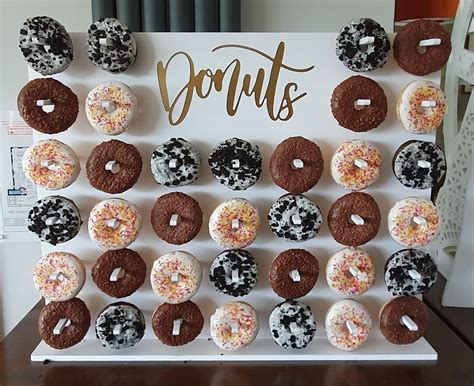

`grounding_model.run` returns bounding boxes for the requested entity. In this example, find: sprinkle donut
[384,249,438,296]
[326,247,375,296]
[150,251,202,304]
[17,78,79,134]
[33,252,86,301]
[22,139,80,190]
[336,18,391,72]
[210,301,259,351]
[208,138,262,191]
[86,18,137,73]
[19,16,73,75]
[331,139,382,191]
[27,195,82,245]
[388,197,440,247]
[150,138,201,187]
[325,299,372,351]
[397,80,447,134]
[88,198,141,250]
[267,194,322,242]
[85,81,137,135]
[209,198,260,249]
